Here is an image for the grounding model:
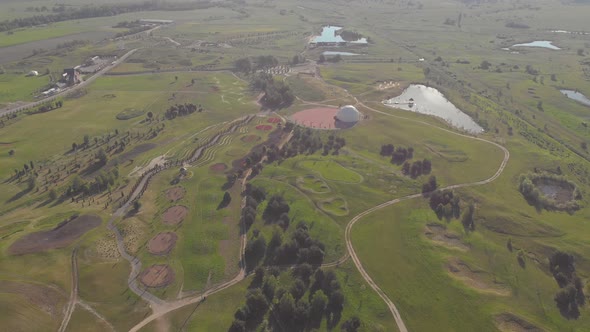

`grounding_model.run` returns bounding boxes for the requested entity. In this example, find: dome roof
[336,105,360,123]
